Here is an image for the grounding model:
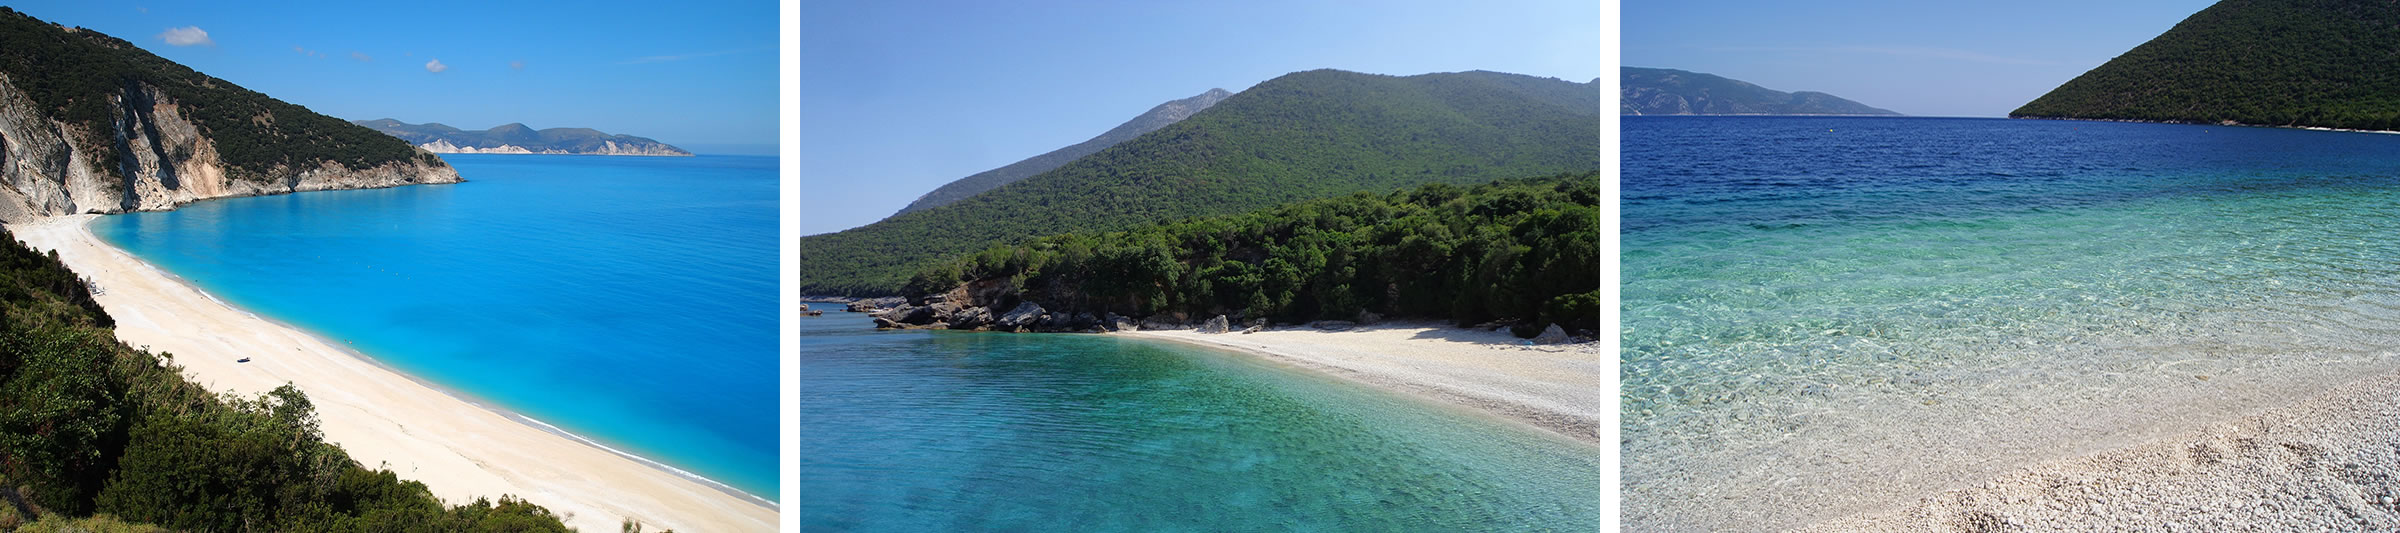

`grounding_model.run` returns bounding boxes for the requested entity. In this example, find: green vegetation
[0,229,566,531]
[2013,0,2400,130]
[892,88,1231,218]
[1620,67,1897,115]
[0,8,435,182]
[905,173,1599,334]
[804,69,1599,296]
